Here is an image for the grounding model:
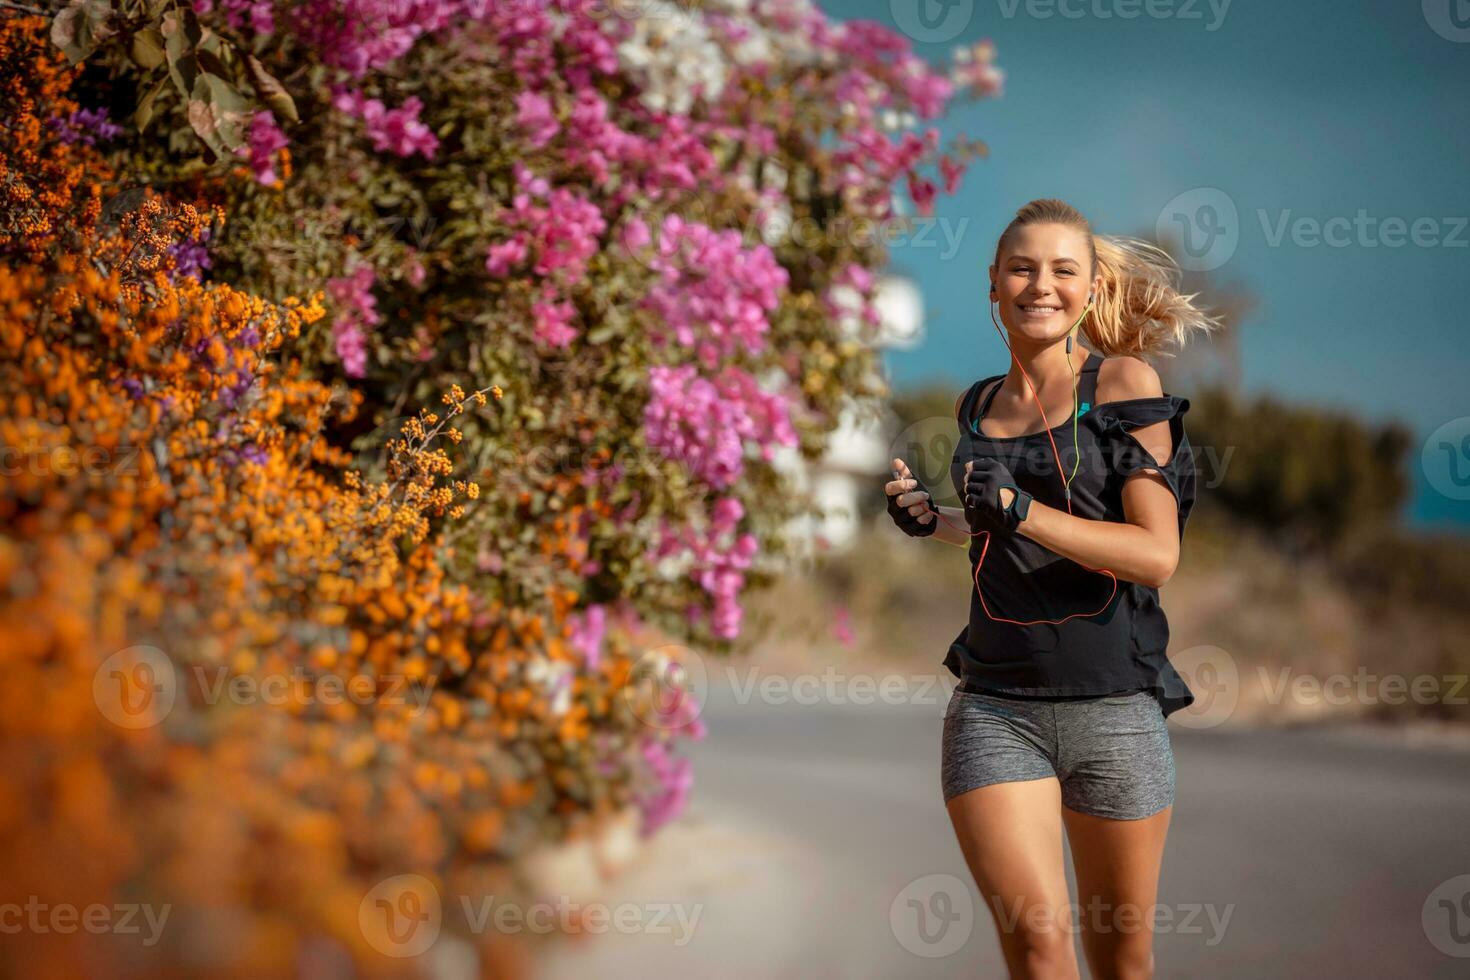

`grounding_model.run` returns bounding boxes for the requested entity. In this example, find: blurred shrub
[1,5,1003,975]
[1186,384,1415,556]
